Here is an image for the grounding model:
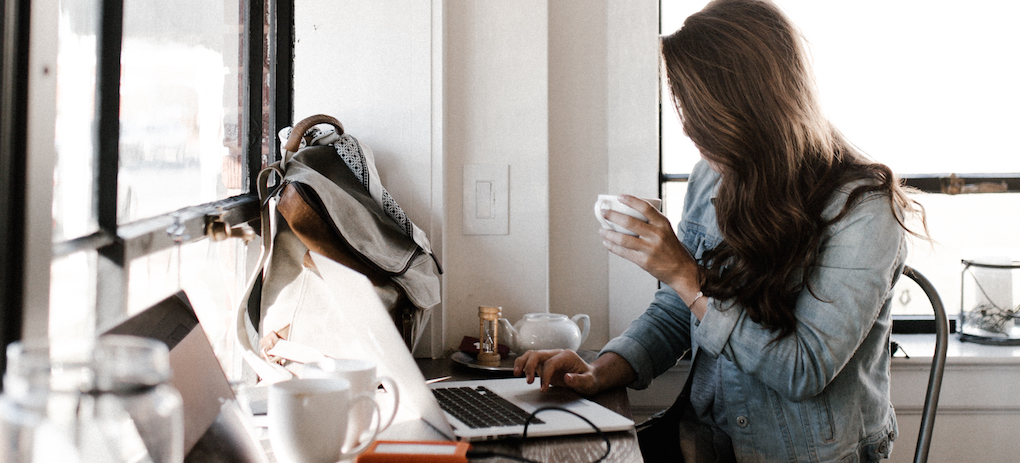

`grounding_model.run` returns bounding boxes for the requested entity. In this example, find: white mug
[594,195,662,236]
[302,358,400,447]
[268,377,380,463]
